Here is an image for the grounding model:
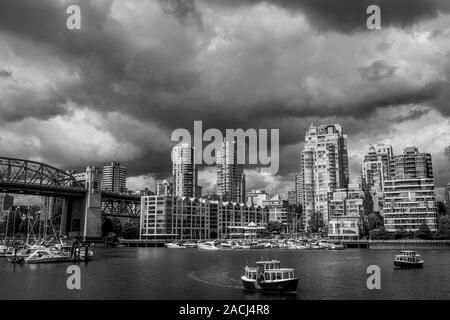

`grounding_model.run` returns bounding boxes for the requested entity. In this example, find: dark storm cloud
[0,68,12,77]
[427,54,450,117]
[207,0,450,33]
[0,0,443,131]
[0,0,200,122]
[392,108,431,122]
[0,0,449,191]
[159,0,203,26]
[1,87,68,123]
[0,0,117,122]
[0,0,113,49]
